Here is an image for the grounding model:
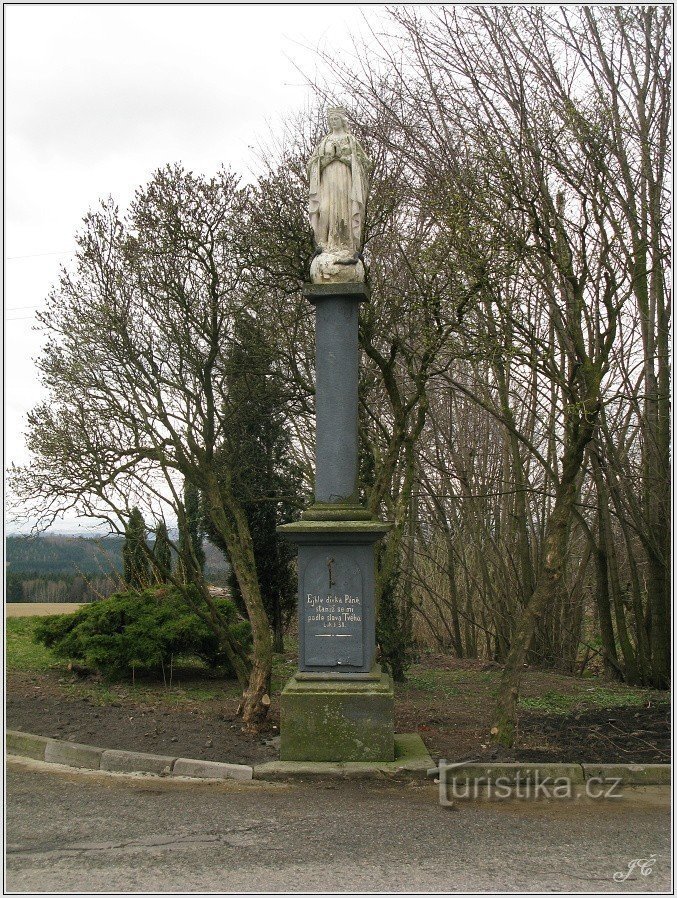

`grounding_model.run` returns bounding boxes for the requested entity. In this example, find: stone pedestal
[278,519,395,762]
[278,282,394,762]
[280,665,394,762]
